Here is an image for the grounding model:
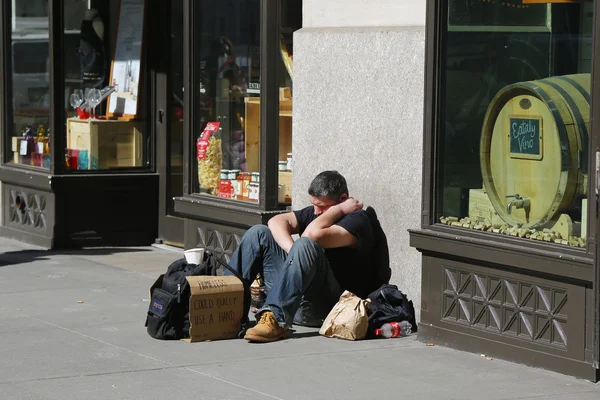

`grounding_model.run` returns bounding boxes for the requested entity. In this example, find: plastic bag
[319,291,370,340]
[197,122,222,195]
